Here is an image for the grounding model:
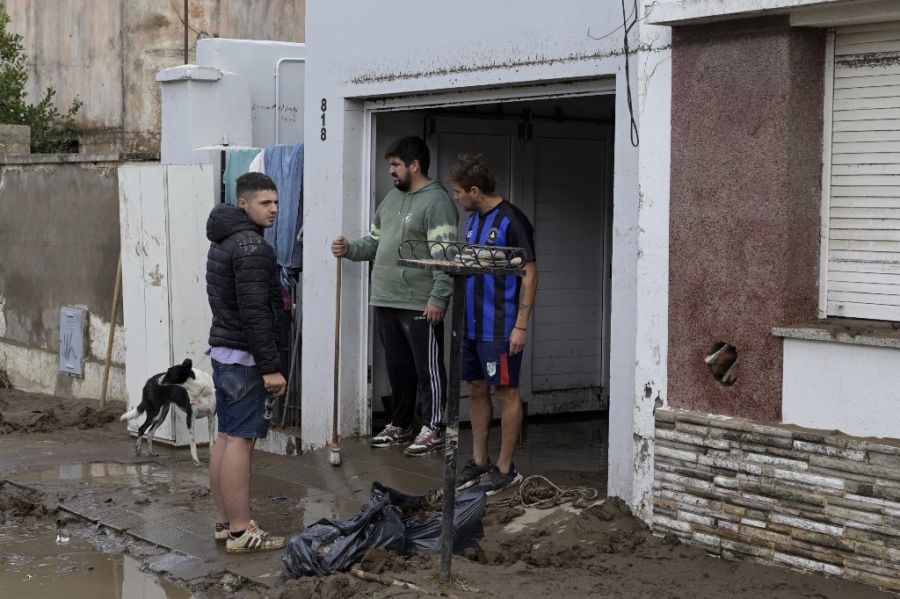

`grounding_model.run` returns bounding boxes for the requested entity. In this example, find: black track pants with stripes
[375,307,447,431]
